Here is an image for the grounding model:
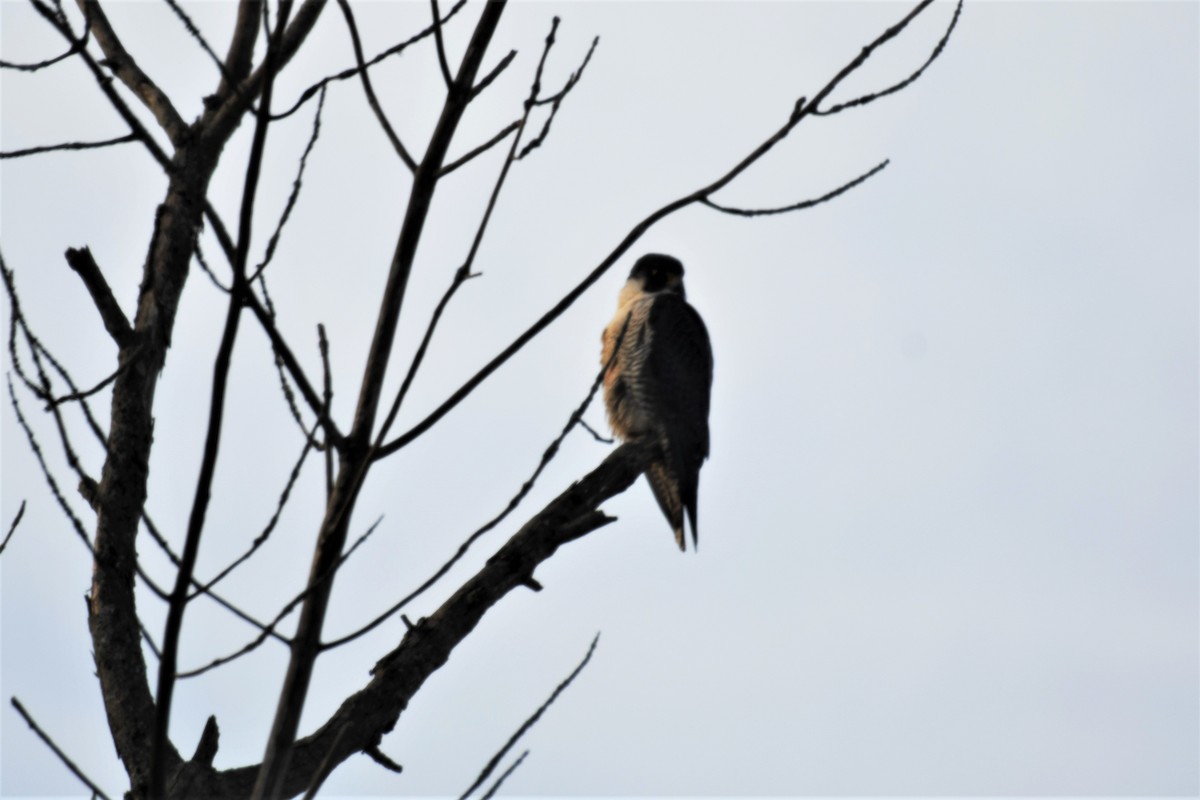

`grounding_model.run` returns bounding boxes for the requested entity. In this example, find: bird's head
[629,253,686,298]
